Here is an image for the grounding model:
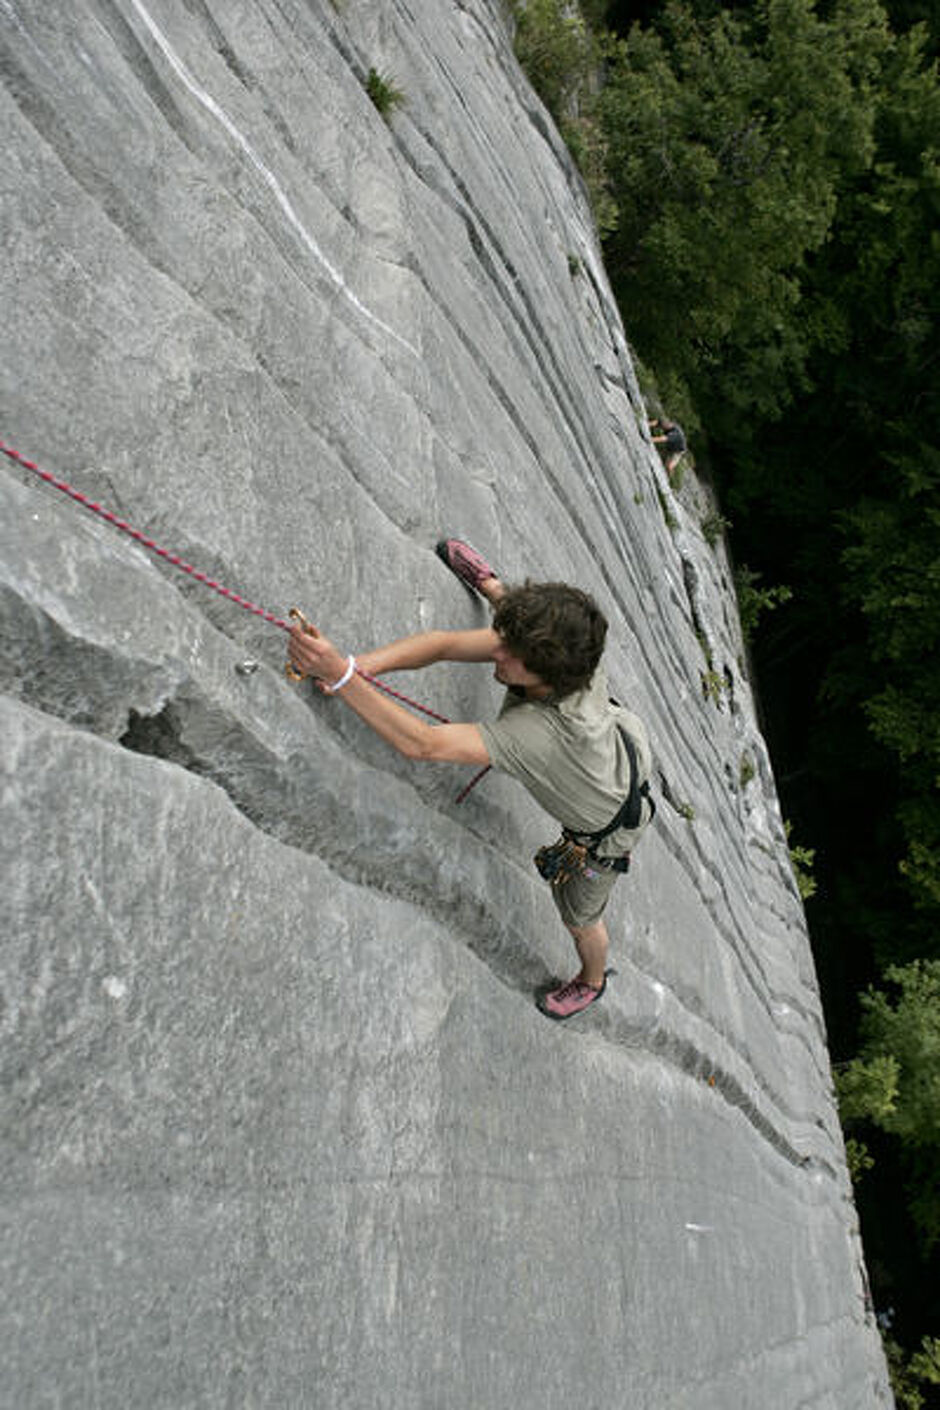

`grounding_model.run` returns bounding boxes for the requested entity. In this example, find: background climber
[649,416,688,476]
